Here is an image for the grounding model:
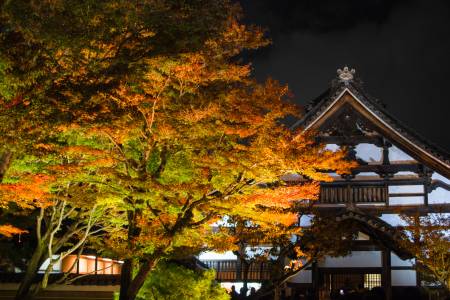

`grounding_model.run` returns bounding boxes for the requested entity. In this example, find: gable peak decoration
[293,67,450,178]
[337,66,356,83]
